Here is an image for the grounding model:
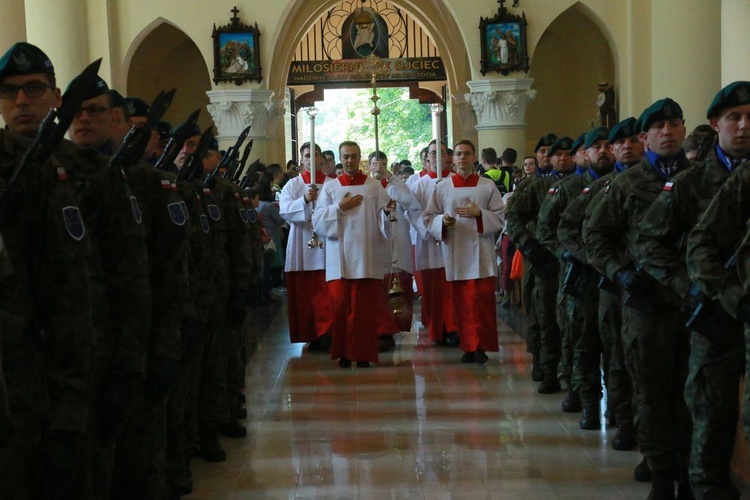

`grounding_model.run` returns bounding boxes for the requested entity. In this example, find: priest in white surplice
[423,140,506,363]
[279,142,333,348]
[312,141,395,367]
